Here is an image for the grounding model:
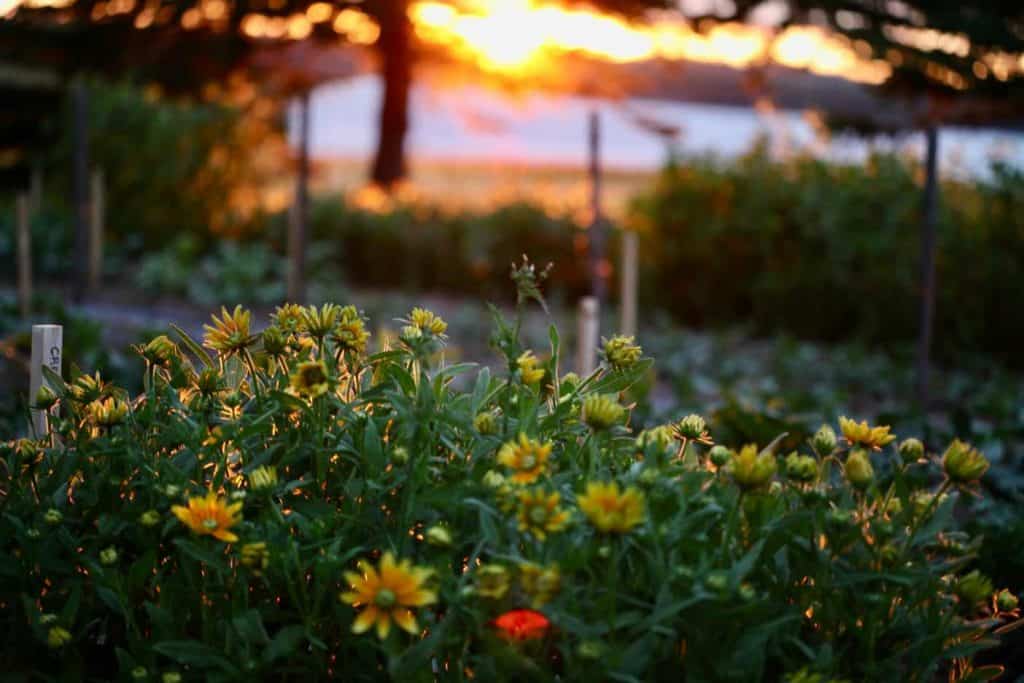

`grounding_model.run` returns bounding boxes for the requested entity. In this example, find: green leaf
[154,640,239,674]
[170,323,213,367]
[264,625,306,664]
